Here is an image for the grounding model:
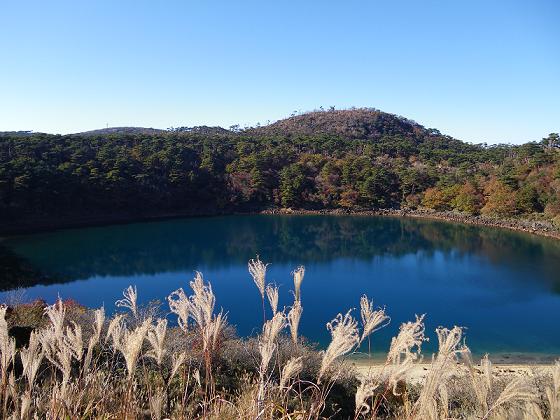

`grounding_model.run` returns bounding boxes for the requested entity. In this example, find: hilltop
[77,127,167,136]
[249,108,436,141]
